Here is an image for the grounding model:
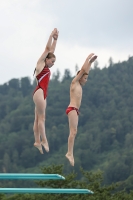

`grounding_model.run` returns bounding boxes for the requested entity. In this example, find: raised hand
[52,28,59,40]
[87,53,97,63]
[81,53,98,74]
